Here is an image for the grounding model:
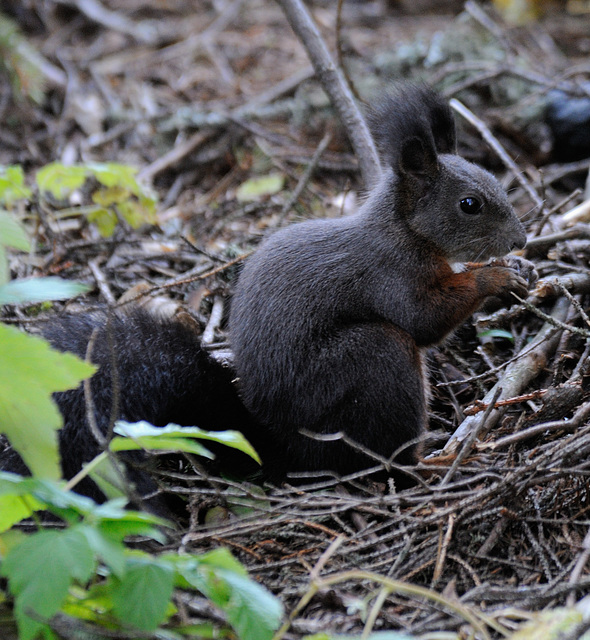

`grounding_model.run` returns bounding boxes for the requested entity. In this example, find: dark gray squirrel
[0,85,537,505]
